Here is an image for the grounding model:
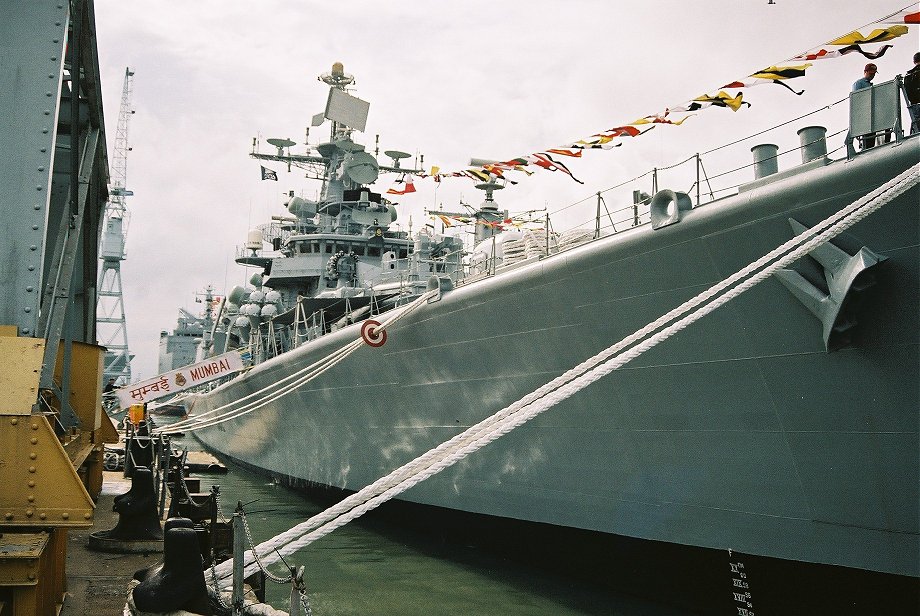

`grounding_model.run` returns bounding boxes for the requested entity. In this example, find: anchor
[774,218,888,351]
